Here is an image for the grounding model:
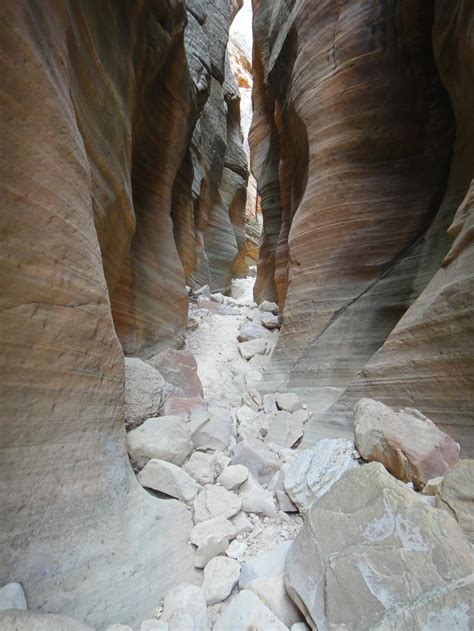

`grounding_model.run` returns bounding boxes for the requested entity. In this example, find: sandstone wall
[0,0,245,627]
[251,0,473,452]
